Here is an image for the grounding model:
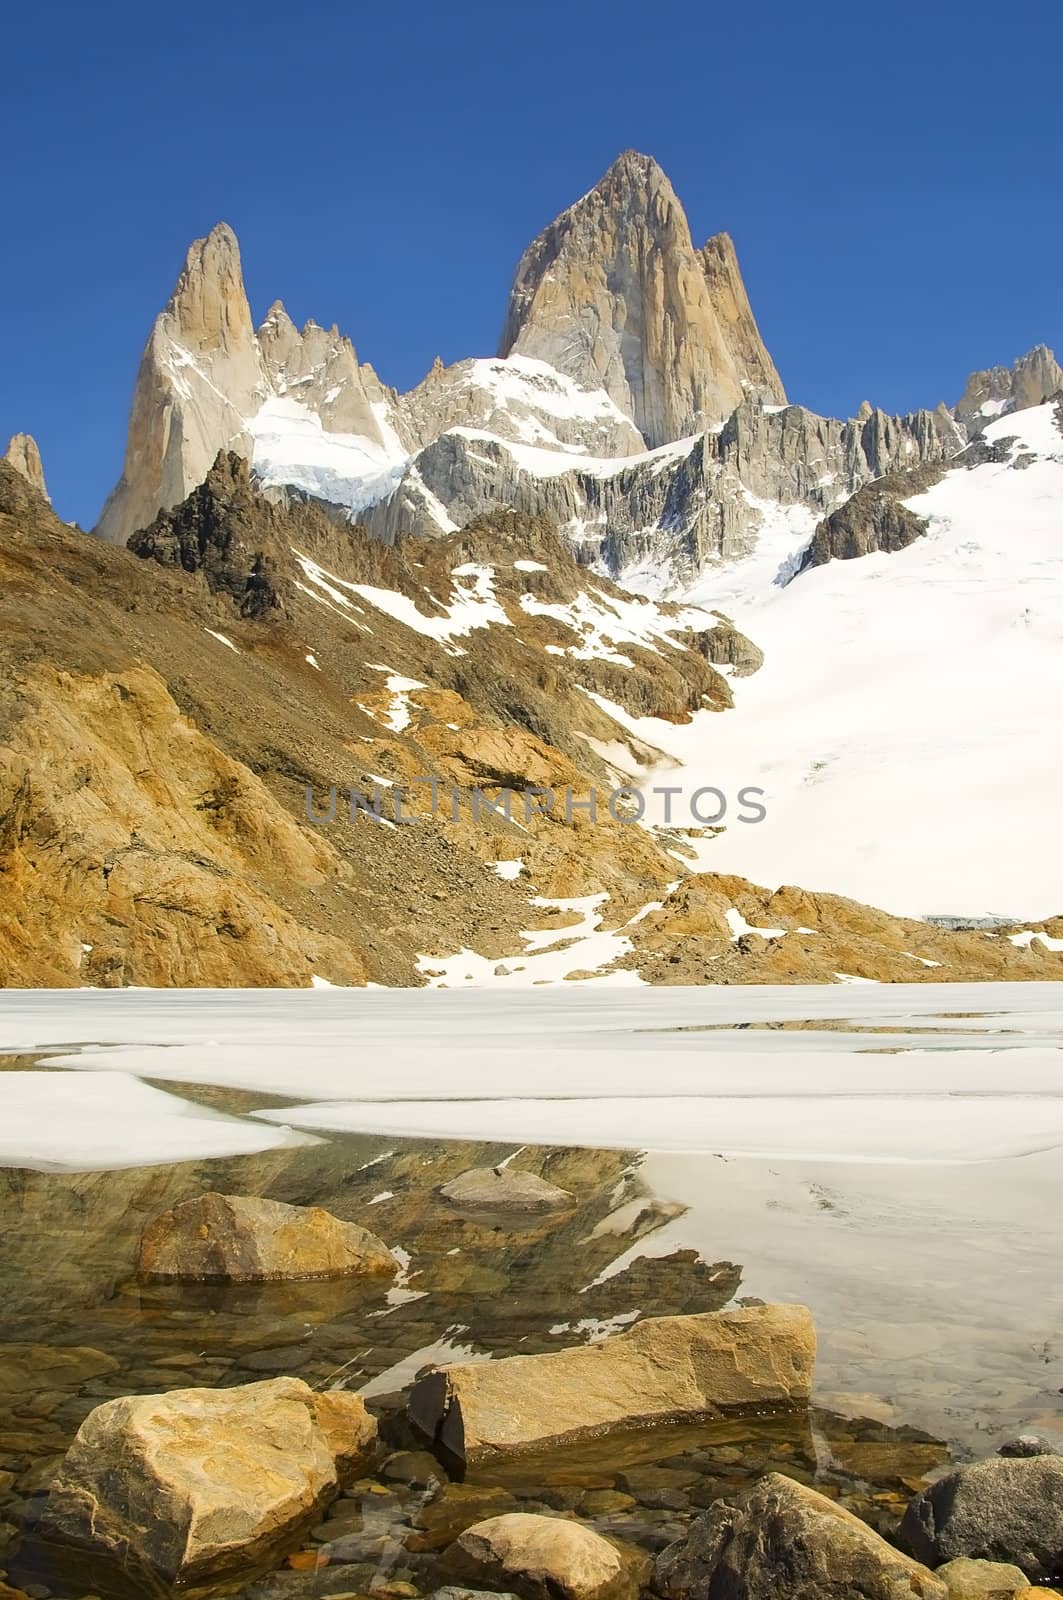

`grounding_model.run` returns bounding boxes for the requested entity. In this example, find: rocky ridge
[365,389,964,586]
[955,346,1063,436]
[0,453,731,987]
[88,151,1040,594]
